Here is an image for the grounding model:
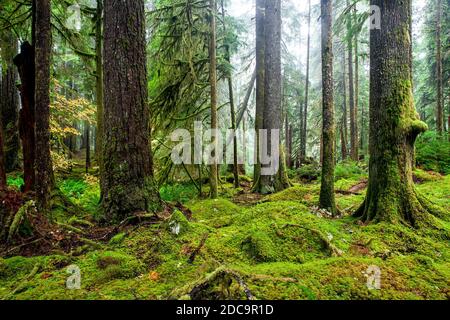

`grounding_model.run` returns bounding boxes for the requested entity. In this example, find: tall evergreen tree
[102,0,161,221]
[0,30,20,172]
[355,0,439,227]
[260,0,289,194]
[253,0,265,190]
[35,0,54,210]
[319,0,337,215]
[209,0,219,199]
